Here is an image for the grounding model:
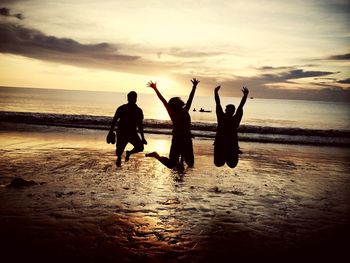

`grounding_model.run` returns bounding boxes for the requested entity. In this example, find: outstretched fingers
[147,81,157,89]
[241,86,249,94]
[191,78,200,86]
